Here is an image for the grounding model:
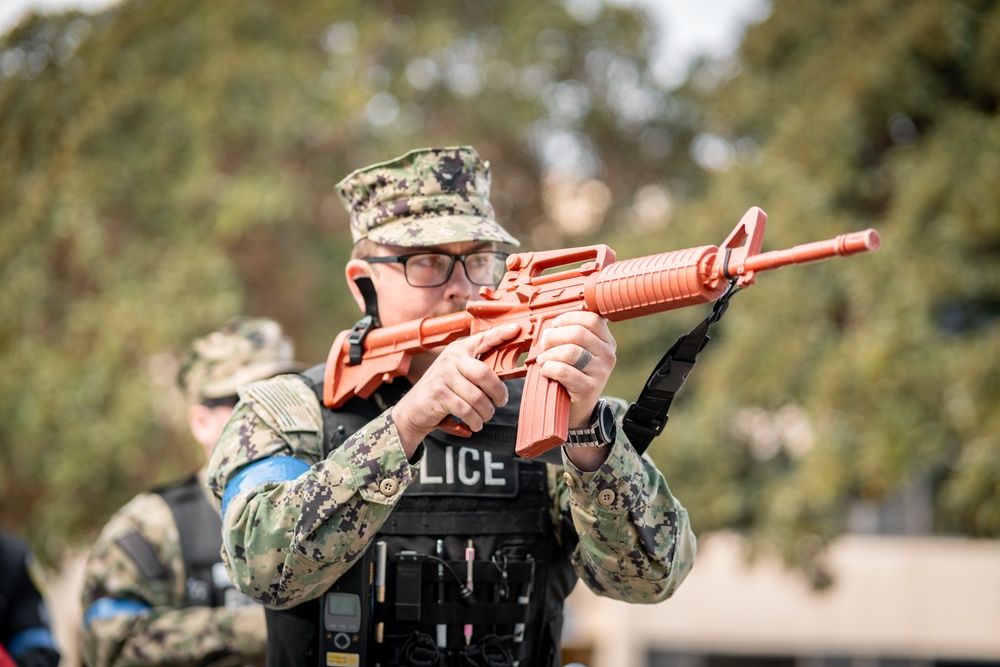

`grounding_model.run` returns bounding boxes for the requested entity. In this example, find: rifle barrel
[742,229,880,274]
